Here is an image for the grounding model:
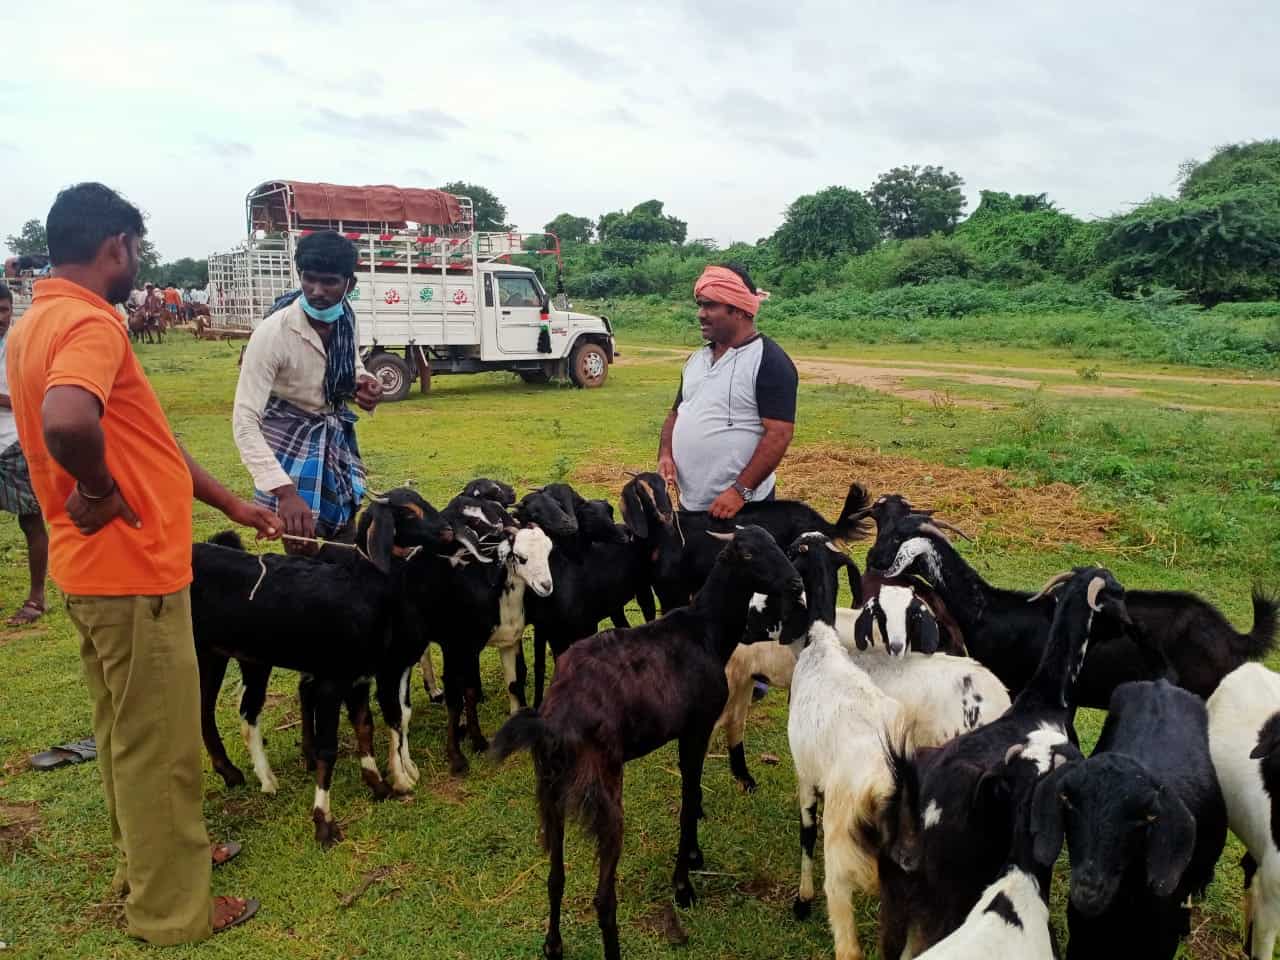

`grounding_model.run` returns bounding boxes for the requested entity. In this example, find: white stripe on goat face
[885,537,944,584]
[877,585,914,656]
[1021,723,1069,774]
[512,527,554,597]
